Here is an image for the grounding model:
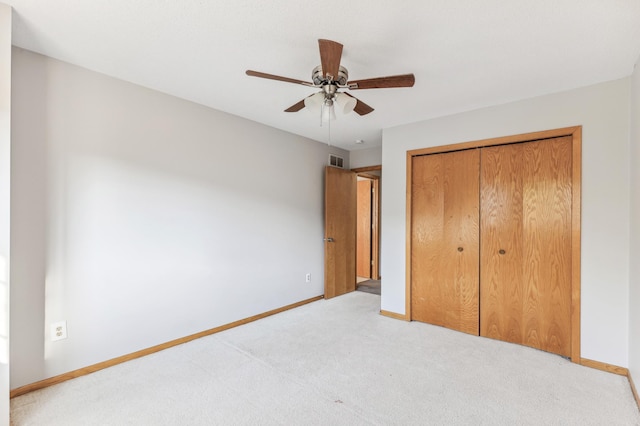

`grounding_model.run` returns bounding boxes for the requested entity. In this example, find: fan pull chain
[327,112,331,146]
